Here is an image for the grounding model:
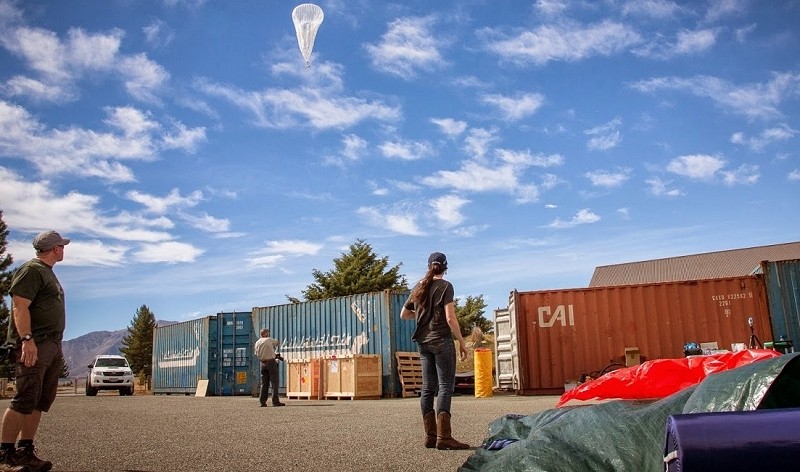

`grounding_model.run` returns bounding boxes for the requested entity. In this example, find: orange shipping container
[511,276,772,395]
